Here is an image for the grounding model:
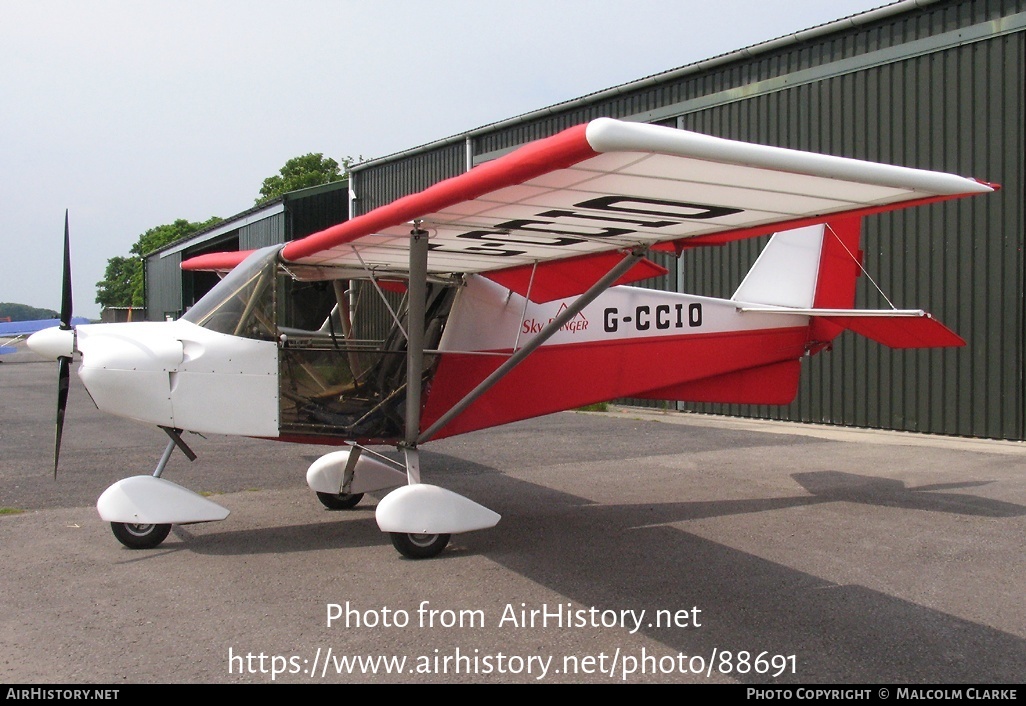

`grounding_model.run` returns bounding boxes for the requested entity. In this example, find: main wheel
[389,532,450,559]
[110,522,172,549]
[316,491,364,510]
